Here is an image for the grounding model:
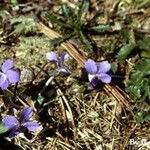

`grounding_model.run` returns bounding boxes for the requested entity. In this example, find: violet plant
[37,51,70,97]
[2,107,38,139]
[46,51,70,73]
[0,59,20,90]
[85,59,111,87]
